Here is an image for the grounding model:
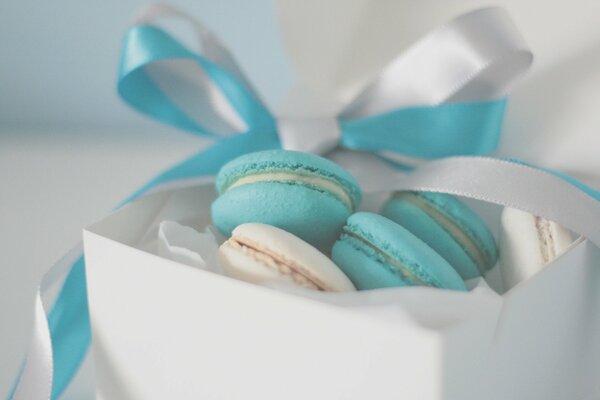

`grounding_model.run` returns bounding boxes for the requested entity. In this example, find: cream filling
[343,228,431,287]
[226,236,330,291]
[393,192,489,273]
[535,216,558,264]
[226,172,352,209]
